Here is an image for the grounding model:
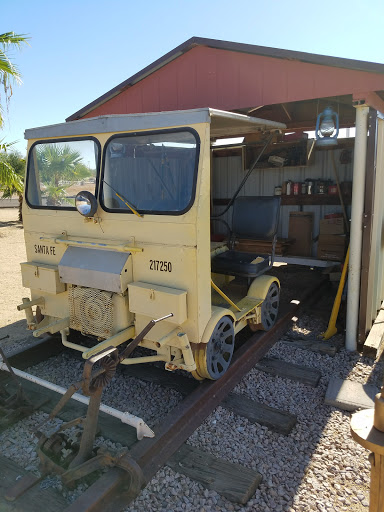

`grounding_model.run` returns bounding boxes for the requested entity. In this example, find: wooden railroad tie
[122,365,297,435]
[0,454,67,512]
[280,338,341,356]
[255,357,321,387]
[168,444,262,504]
